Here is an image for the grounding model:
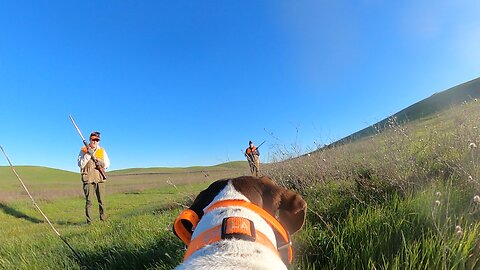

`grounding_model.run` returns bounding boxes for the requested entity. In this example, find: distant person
[245,140,260,176]
[77,131,110,224]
